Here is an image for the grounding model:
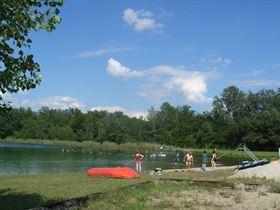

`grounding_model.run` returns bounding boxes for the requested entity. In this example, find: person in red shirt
[135,151,144,173]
